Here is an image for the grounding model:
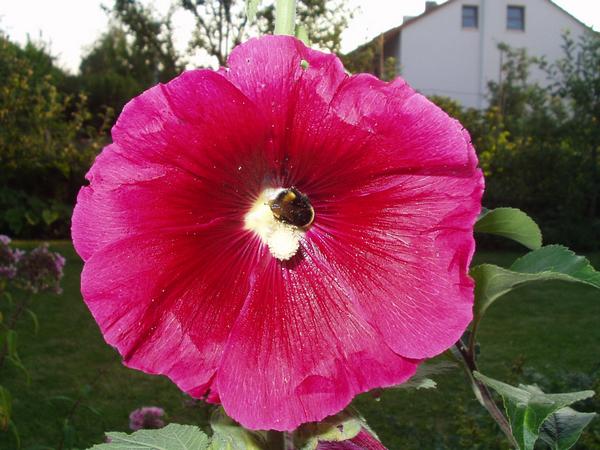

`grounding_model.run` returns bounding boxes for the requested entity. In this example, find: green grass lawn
[1,243,599,450]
